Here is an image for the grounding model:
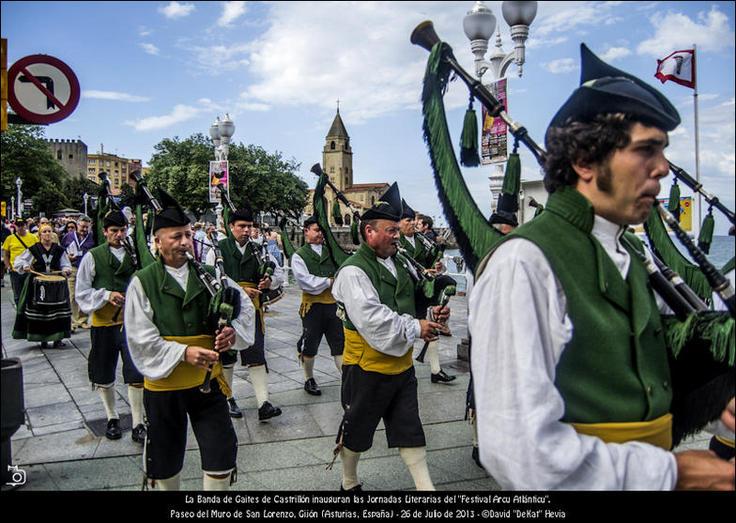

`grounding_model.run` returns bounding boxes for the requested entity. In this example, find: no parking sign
[8,54,80,124]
